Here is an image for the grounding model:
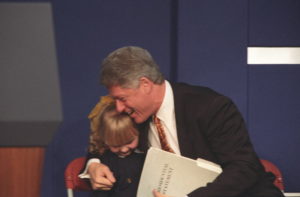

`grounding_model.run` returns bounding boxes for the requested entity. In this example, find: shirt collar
[155,80,174,124]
